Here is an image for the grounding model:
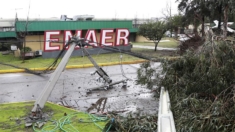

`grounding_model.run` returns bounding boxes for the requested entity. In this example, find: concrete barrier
[158,87,176,132]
